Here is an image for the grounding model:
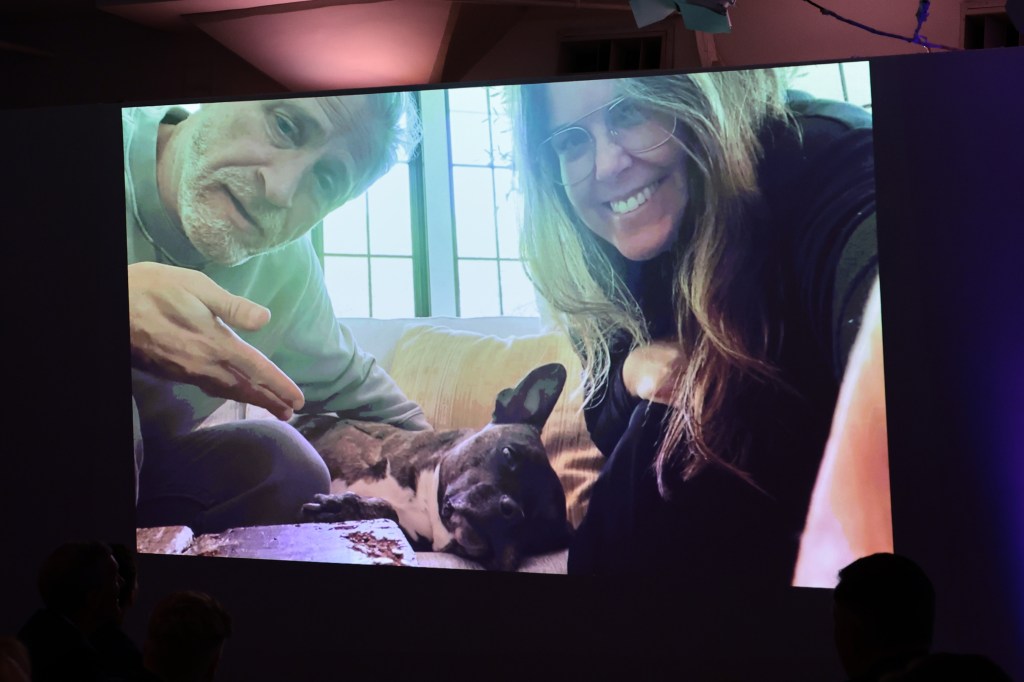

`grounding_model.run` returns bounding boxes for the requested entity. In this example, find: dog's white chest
[332,465,451,550]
